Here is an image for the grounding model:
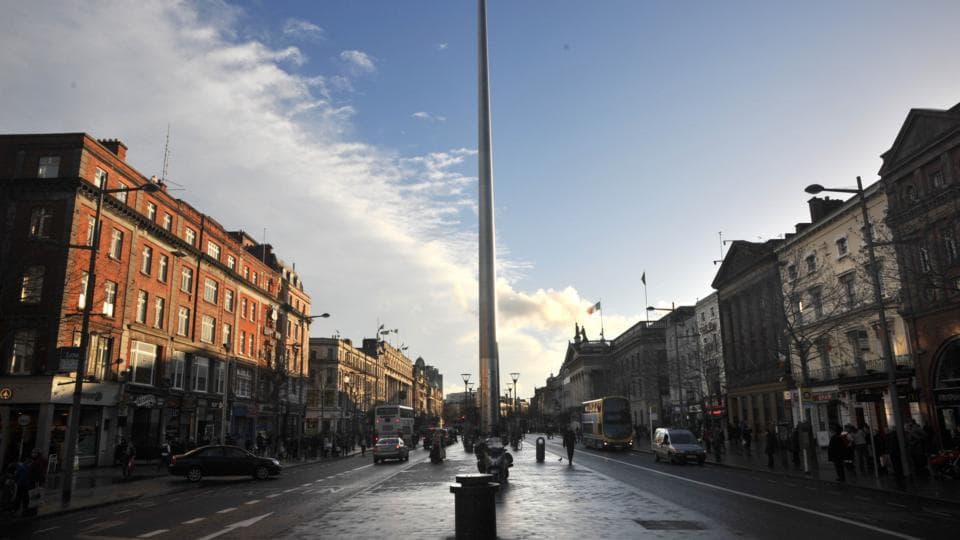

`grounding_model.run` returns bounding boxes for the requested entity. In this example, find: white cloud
[283,18,325,42]
[412,111,447,123]
[0,1,608,401]
[437,43,448,50]
[340,49,376,73]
